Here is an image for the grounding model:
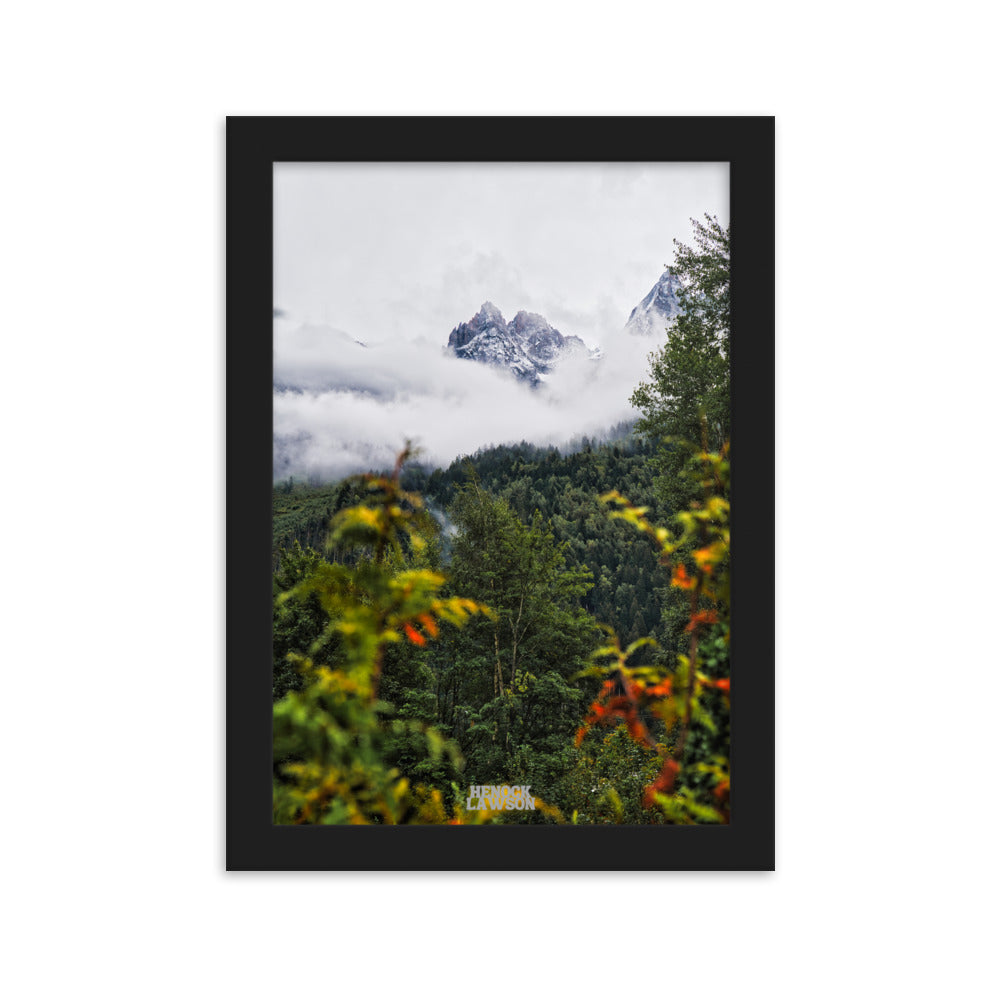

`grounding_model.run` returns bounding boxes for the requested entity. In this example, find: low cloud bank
[273,314,664,481]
